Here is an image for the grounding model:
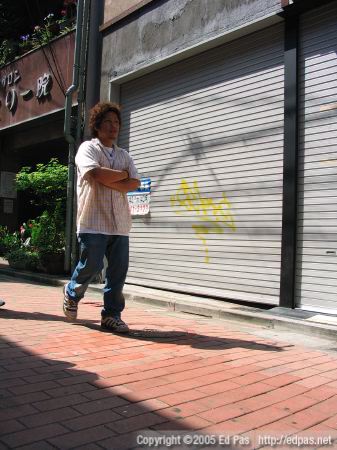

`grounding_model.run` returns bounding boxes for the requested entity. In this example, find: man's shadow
[75,321,288,352]
[0,306,289,352]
